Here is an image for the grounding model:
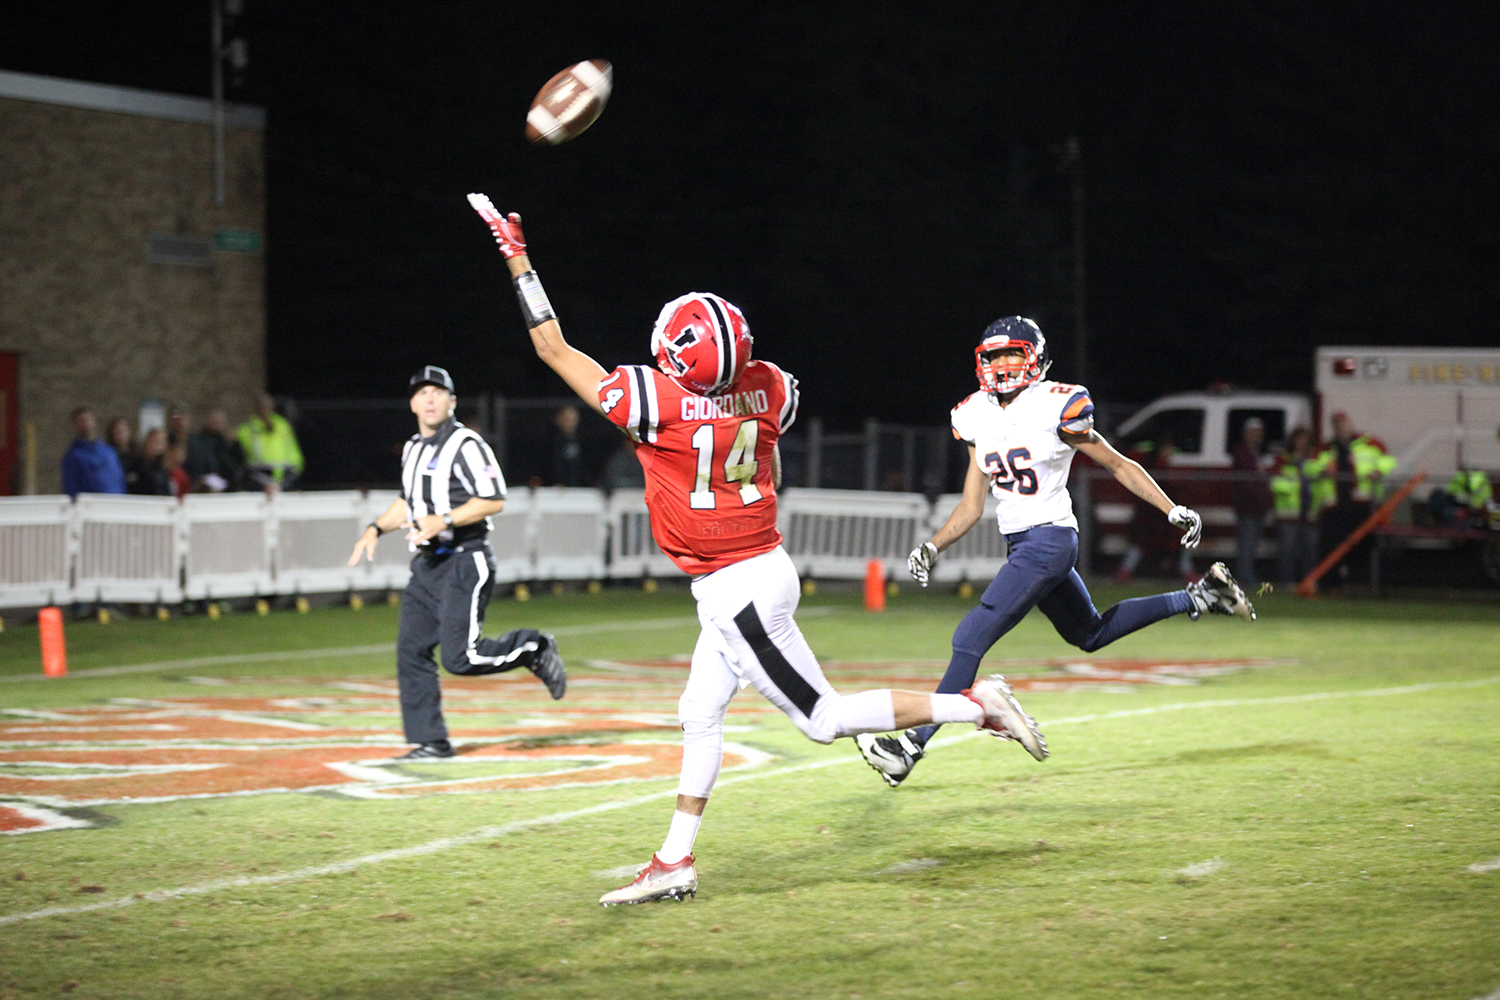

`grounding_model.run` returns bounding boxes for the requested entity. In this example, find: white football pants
[676,546,896,799]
